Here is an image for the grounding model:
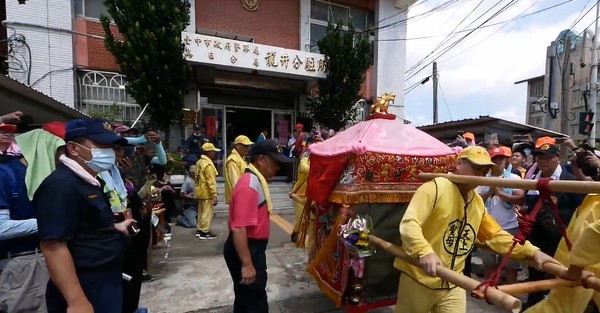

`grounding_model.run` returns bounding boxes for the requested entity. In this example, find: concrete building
[4,0,75,107]
[516,29,595,142]
[3,0,415,170]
